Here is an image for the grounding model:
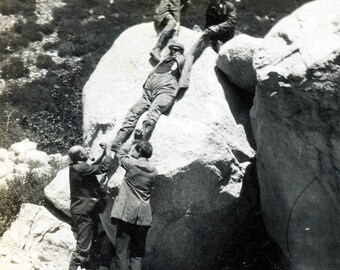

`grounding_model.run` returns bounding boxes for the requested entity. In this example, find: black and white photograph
[0,0,339,269]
